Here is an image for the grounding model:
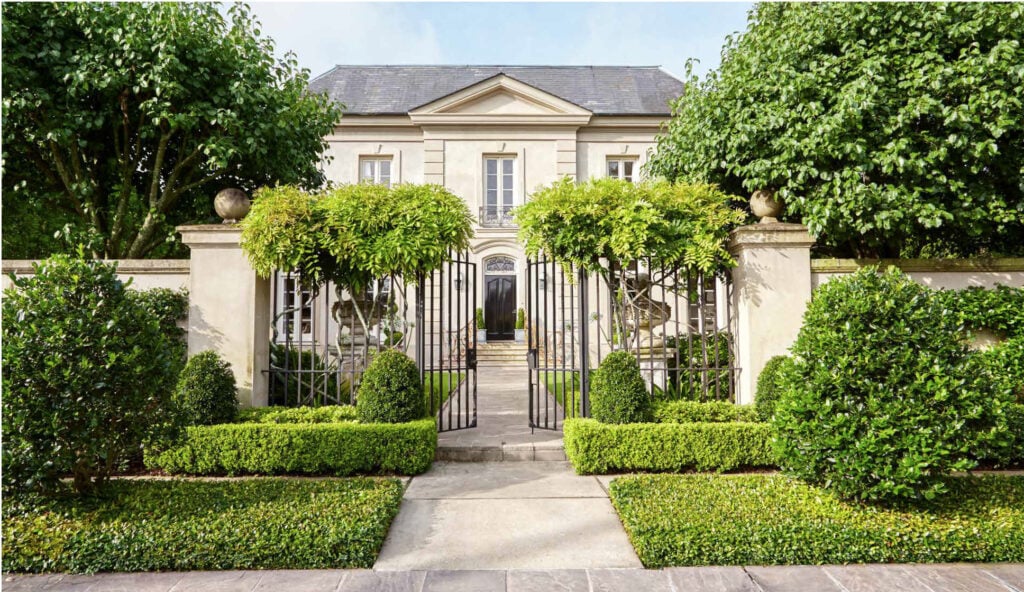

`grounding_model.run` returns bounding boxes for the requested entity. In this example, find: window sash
[360,157,393,187]
[607,158,637,182]
[485,157,515,208]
